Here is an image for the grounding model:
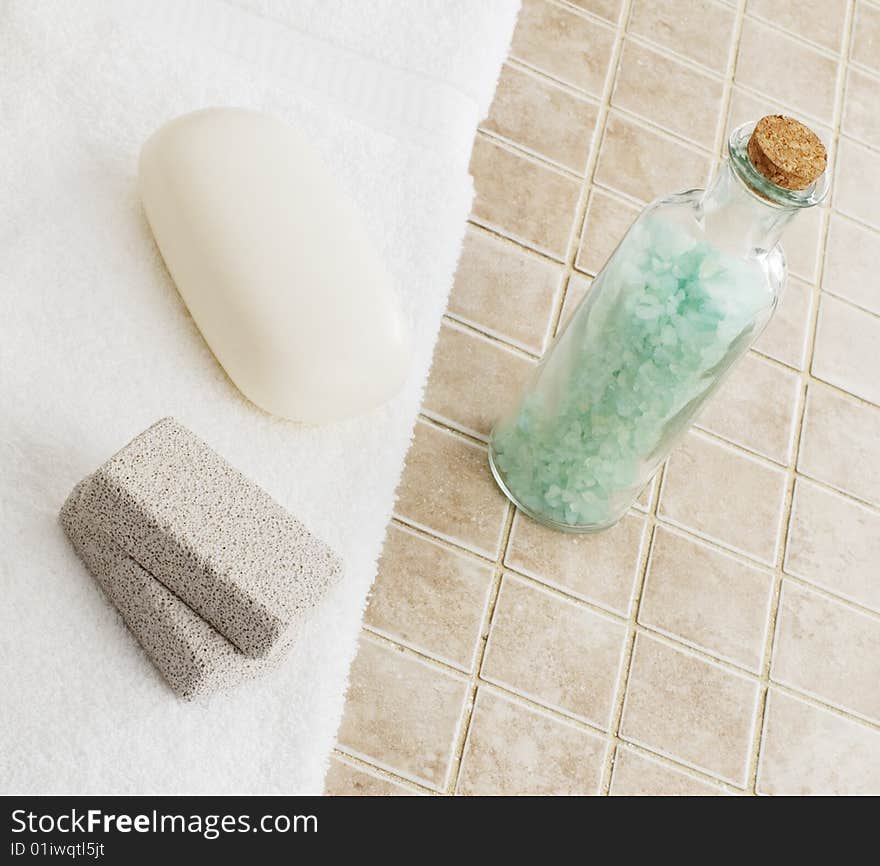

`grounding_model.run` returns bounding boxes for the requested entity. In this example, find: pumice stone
[139,107,412,423]
[61,418,343,694]
[61,485,286,699]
